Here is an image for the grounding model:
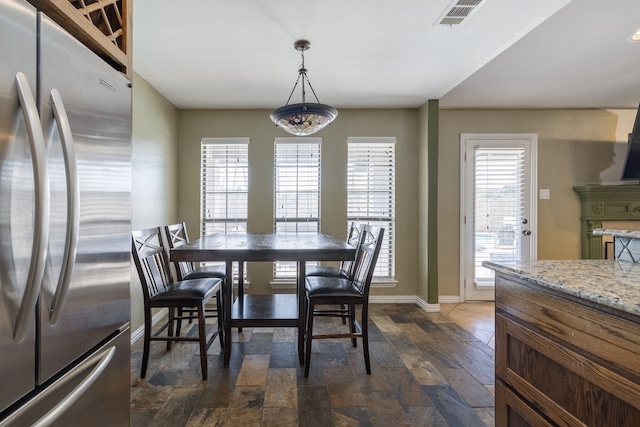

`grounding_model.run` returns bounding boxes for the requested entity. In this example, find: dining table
[169,232,356,365]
